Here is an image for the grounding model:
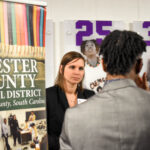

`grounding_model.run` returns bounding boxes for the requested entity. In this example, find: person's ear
[135,59,143,74]
[59,65,63,74]
[101,58,107,72]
